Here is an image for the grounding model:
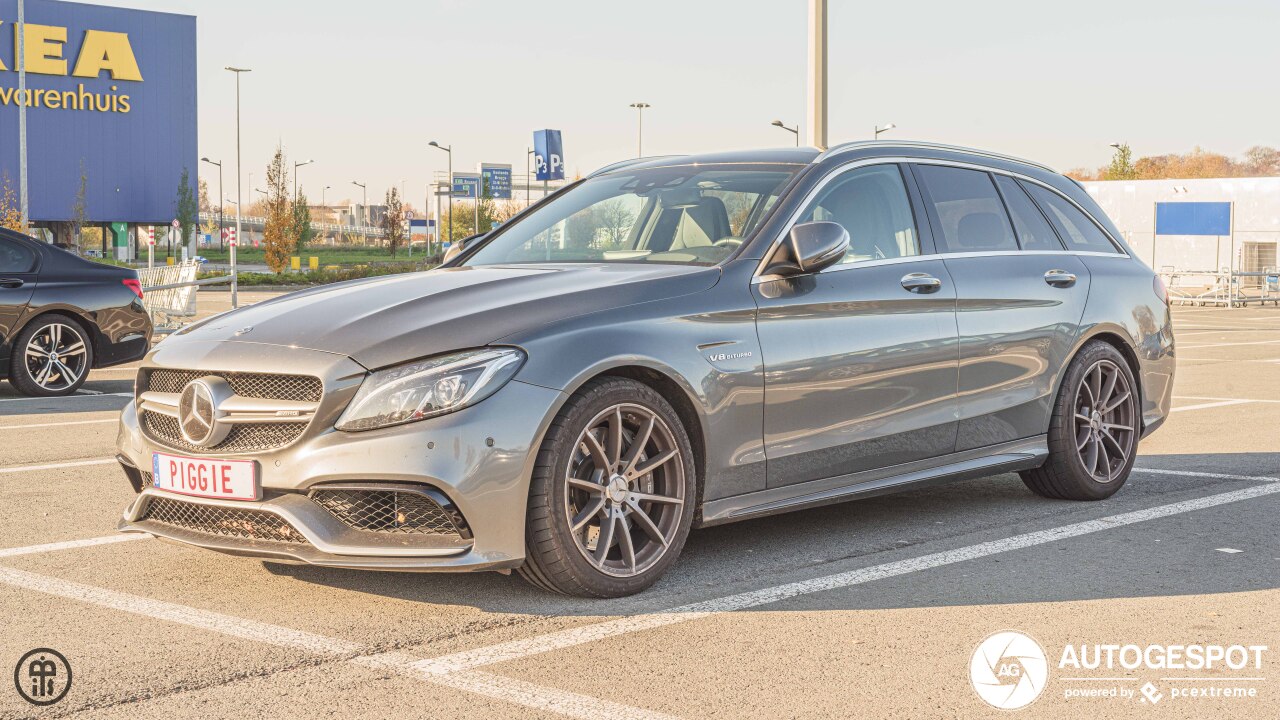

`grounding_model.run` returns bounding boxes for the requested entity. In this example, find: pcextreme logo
[0,20,142,113]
